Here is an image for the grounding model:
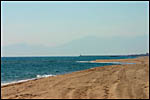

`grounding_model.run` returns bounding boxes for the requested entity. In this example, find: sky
[1,1,149,56]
